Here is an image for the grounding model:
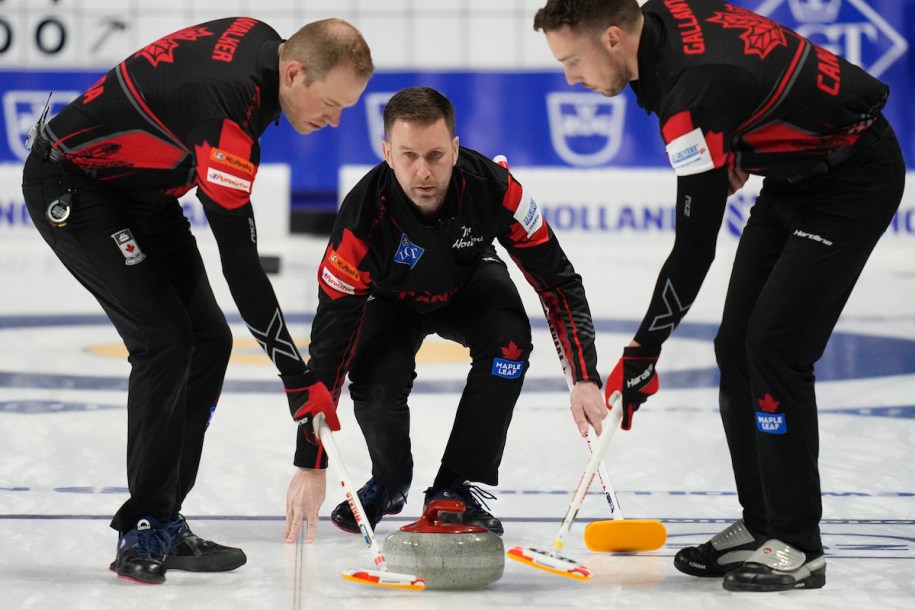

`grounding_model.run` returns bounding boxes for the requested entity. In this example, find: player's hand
[281,371,339,443]
[569,380,606,437]
[728,168,750,195]
[605,345,661,430]
[284,467,327,543]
